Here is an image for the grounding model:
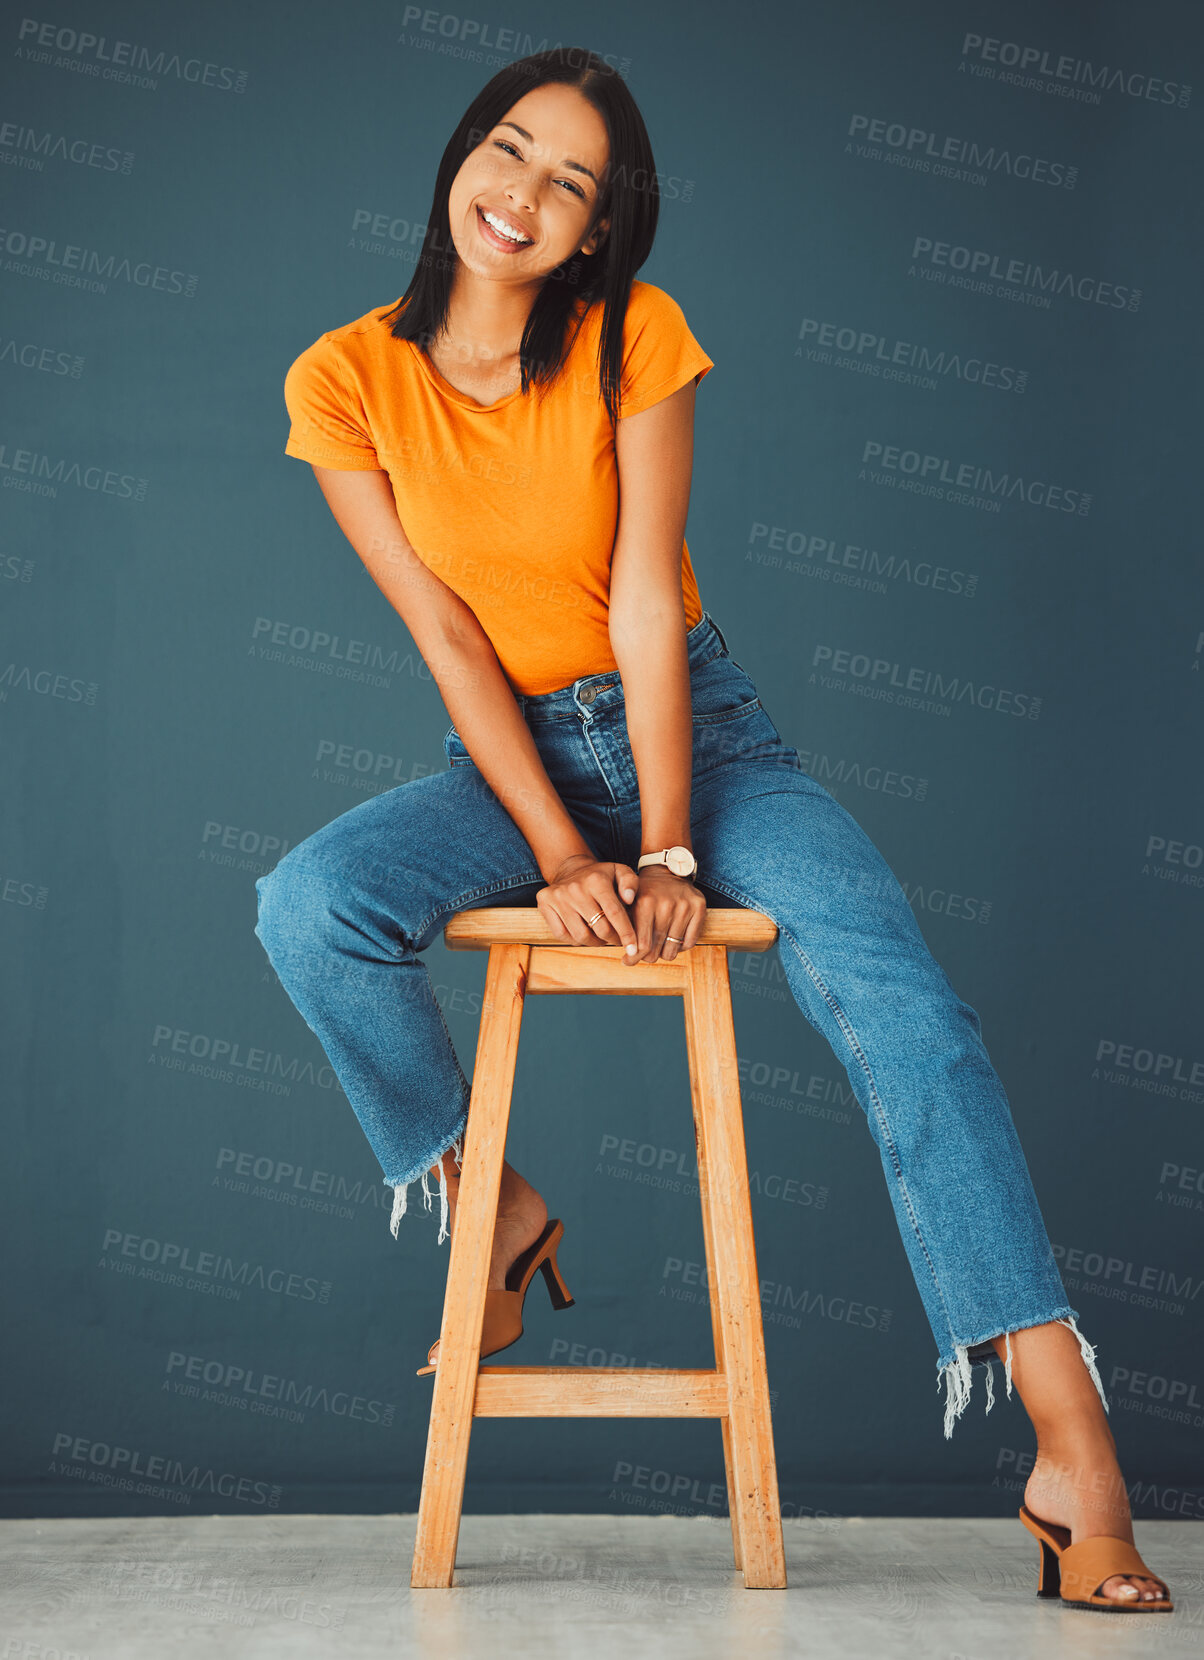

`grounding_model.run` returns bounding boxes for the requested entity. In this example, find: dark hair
[378,47,660,426]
